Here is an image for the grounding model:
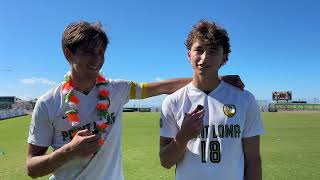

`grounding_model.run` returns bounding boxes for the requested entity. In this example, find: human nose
[199,51,208,64]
